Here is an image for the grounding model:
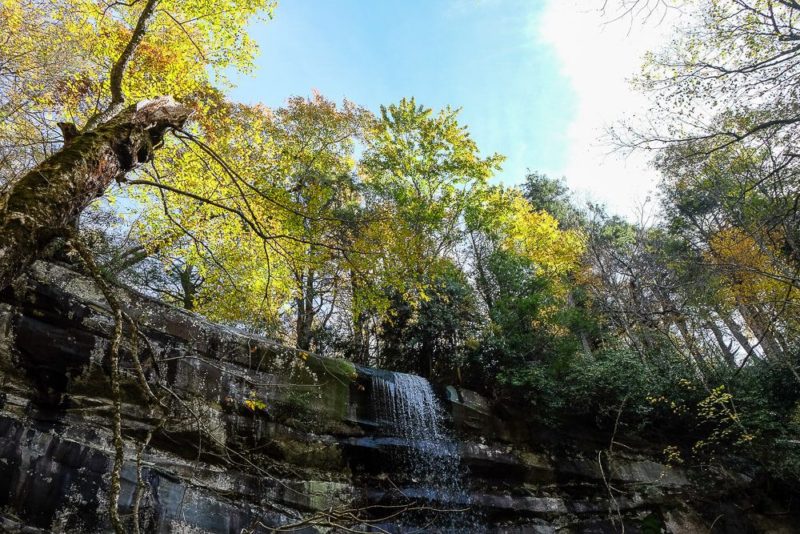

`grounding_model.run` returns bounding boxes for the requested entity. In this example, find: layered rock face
[0,261,795,533]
